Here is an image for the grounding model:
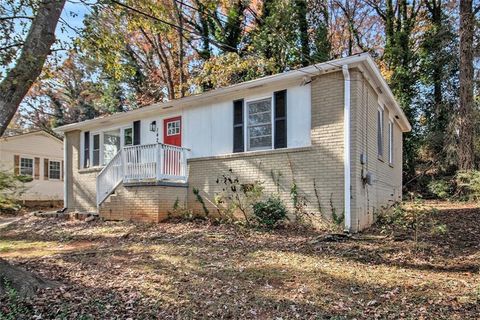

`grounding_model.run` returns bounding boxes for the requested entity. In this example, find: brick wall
[350,70,403,231]
[99,183,187,222]
[187,71,346,223]
[65,130,98,212]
